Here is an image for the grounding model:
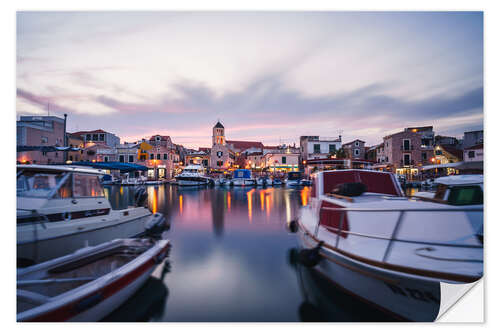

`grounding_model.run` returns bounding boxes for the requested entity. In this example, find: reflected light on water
[179,194,183,215]
[247,189,255,222]
[300,187,310,207]
[285,192,291,223]
[148,186,158,213]
[227,192,231,212]
[260,191,265,211]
